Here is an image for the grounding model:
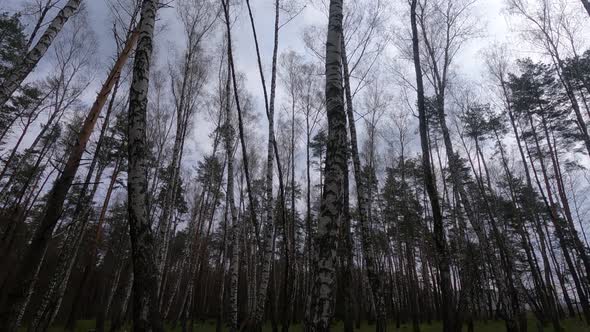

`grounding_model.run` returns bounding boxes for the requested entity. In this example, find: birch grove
[2,0,590,331]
